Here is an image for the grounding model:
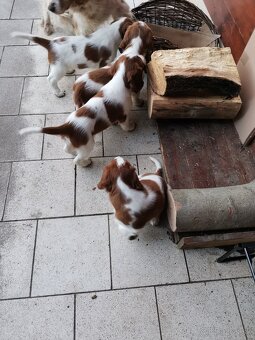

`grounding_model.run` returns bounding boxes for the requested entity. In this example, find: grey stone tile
[11,0,41,19]
[20,76,75,114]
[0,77,24,115]
[233,278,255,339]
[0,46,3,59]
[137,153,163,175]
[157,281,246,340]
[0,163,11,219]
[103,110,160,156]
[76,156,137,215]
[76,288,160,340]
[0,0,14,19]
[0,295,74,340]
[185,248,251,281]
[42,113,103,159]
[4,159,74,220]
[32,215,110,296]
[110,216,188,288]
[0,220,36,299]
[0,115,44,161]
[0,19,32,46]
[0,46,48,76]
